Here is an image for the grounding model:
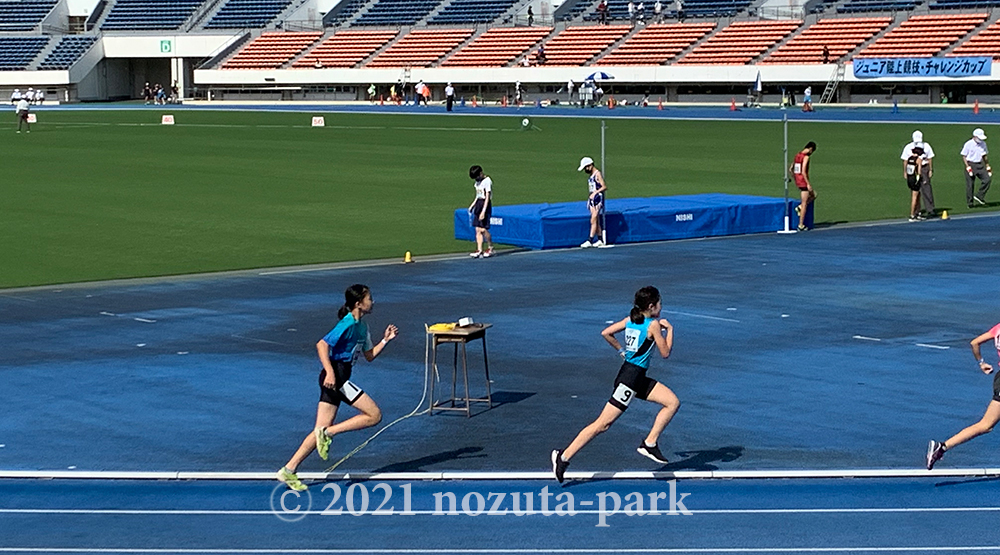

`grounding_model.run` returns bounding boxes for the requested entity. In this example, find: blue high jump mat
[454,193,813,249]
